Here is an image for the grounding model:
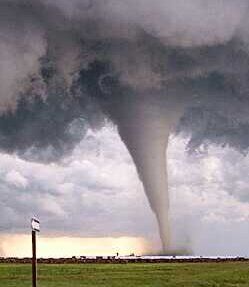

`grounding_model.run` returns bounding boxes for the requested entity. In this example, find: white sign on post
[31,218,40,232]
